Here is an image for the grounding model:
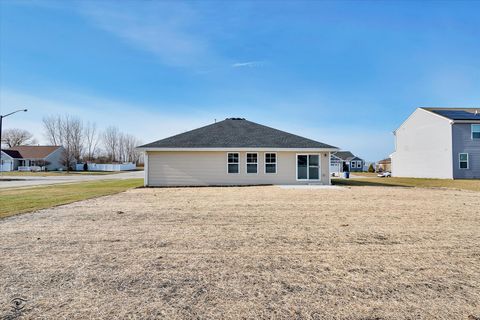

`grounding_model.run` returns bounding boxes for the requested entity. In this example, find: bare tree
[123,134,142,164]
[43,116,142,167]
[42,115,84,171]
[68,117,83,162]
[1,128,37,147]
[83,122,99,161]
[43,116,62,146]
[103,126,120,162]
[117,133,127,162]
